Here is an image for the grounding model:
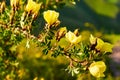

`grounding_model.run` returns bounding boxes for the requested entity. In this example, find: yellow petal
[32,3,42,15]
[65,31,76,43]
[90,35,113,52]
[96,38,104,50]
[25,0,34,12]
[74,29,79,36]
[59,27,67,36]
[101,42,113,52]
[89,65,101,77]
[94,61,106,72]
[10,0,19,7]
[74,35,82,44]
[99,73,105,77]
[25,0,41,14]
[65,31,82,44]
[90,34,97,44]
[89,61,106,78]
[43,10,59,25]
